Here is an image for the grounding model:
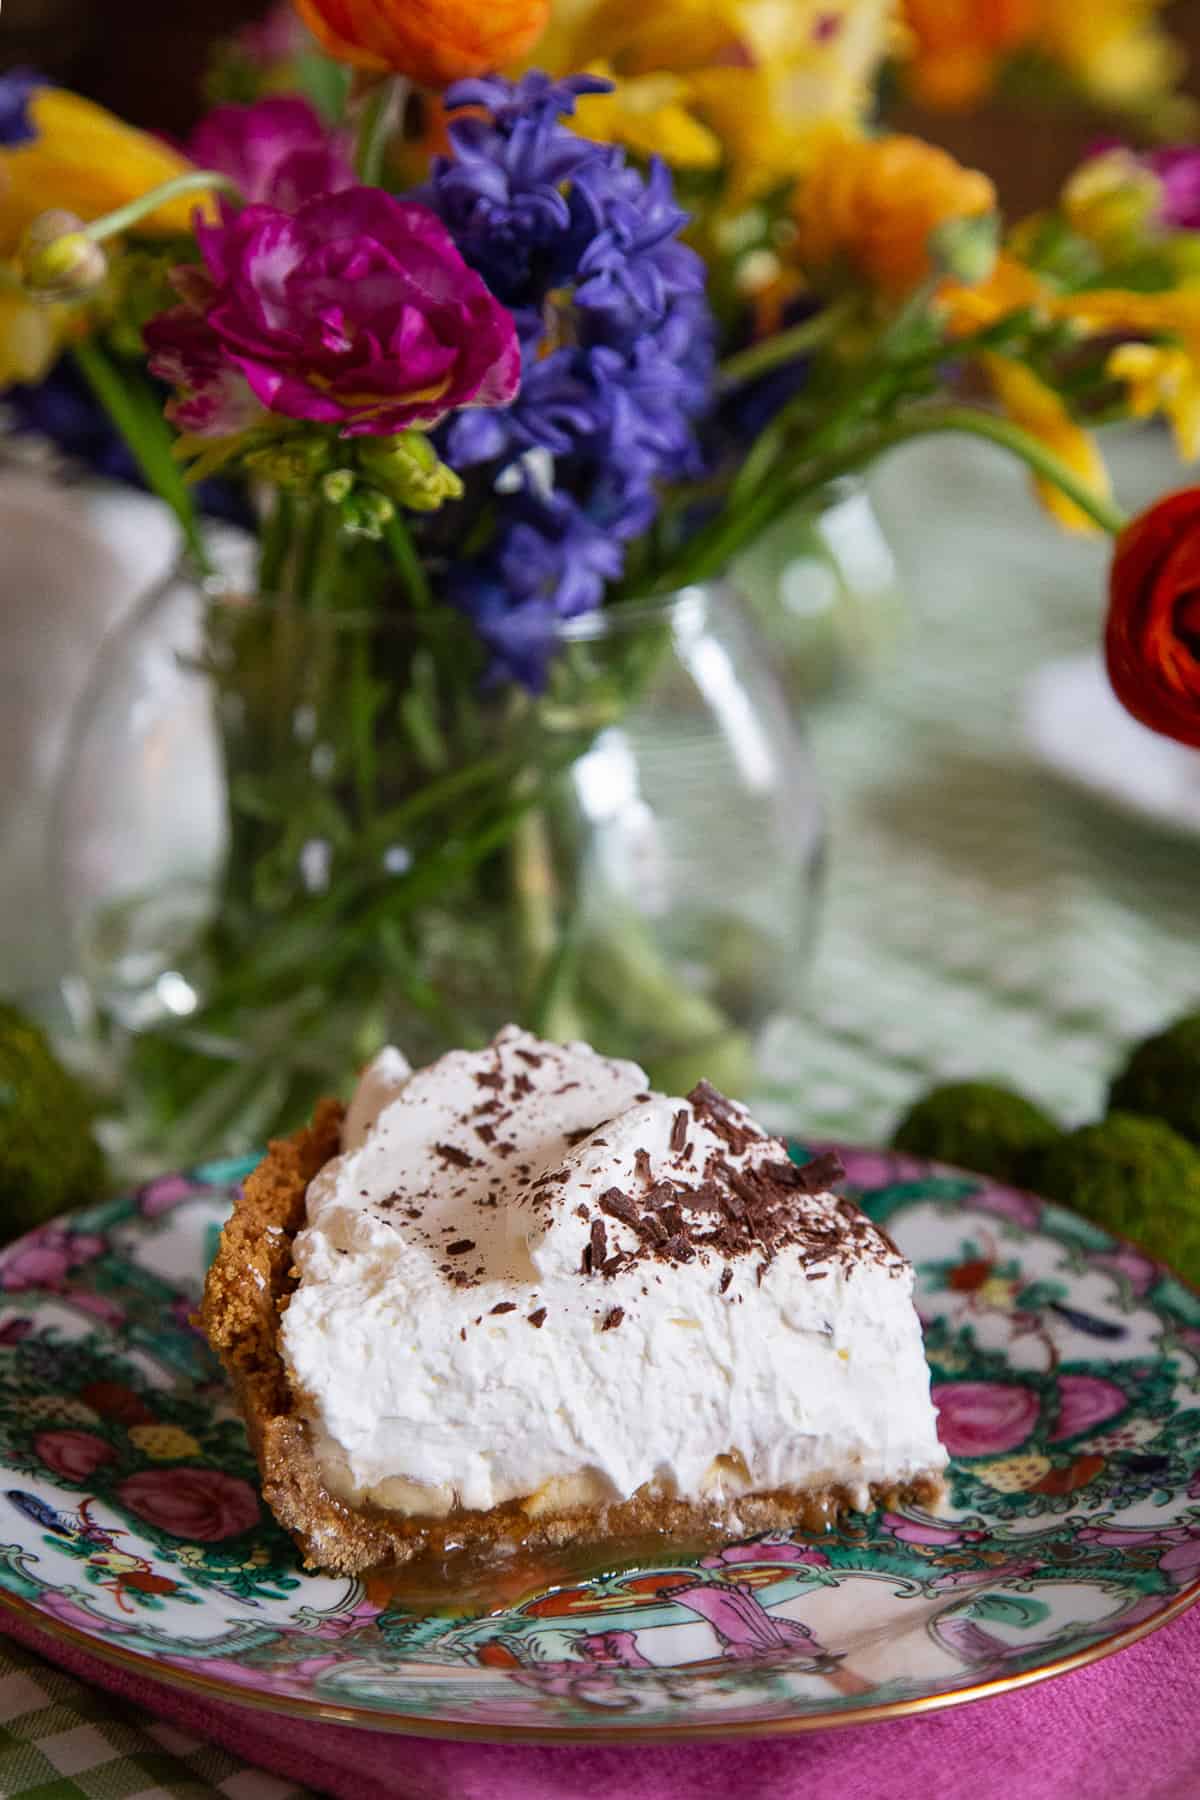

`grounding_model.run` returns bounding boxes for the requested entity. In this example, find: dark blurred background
[5,0,1200,211]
